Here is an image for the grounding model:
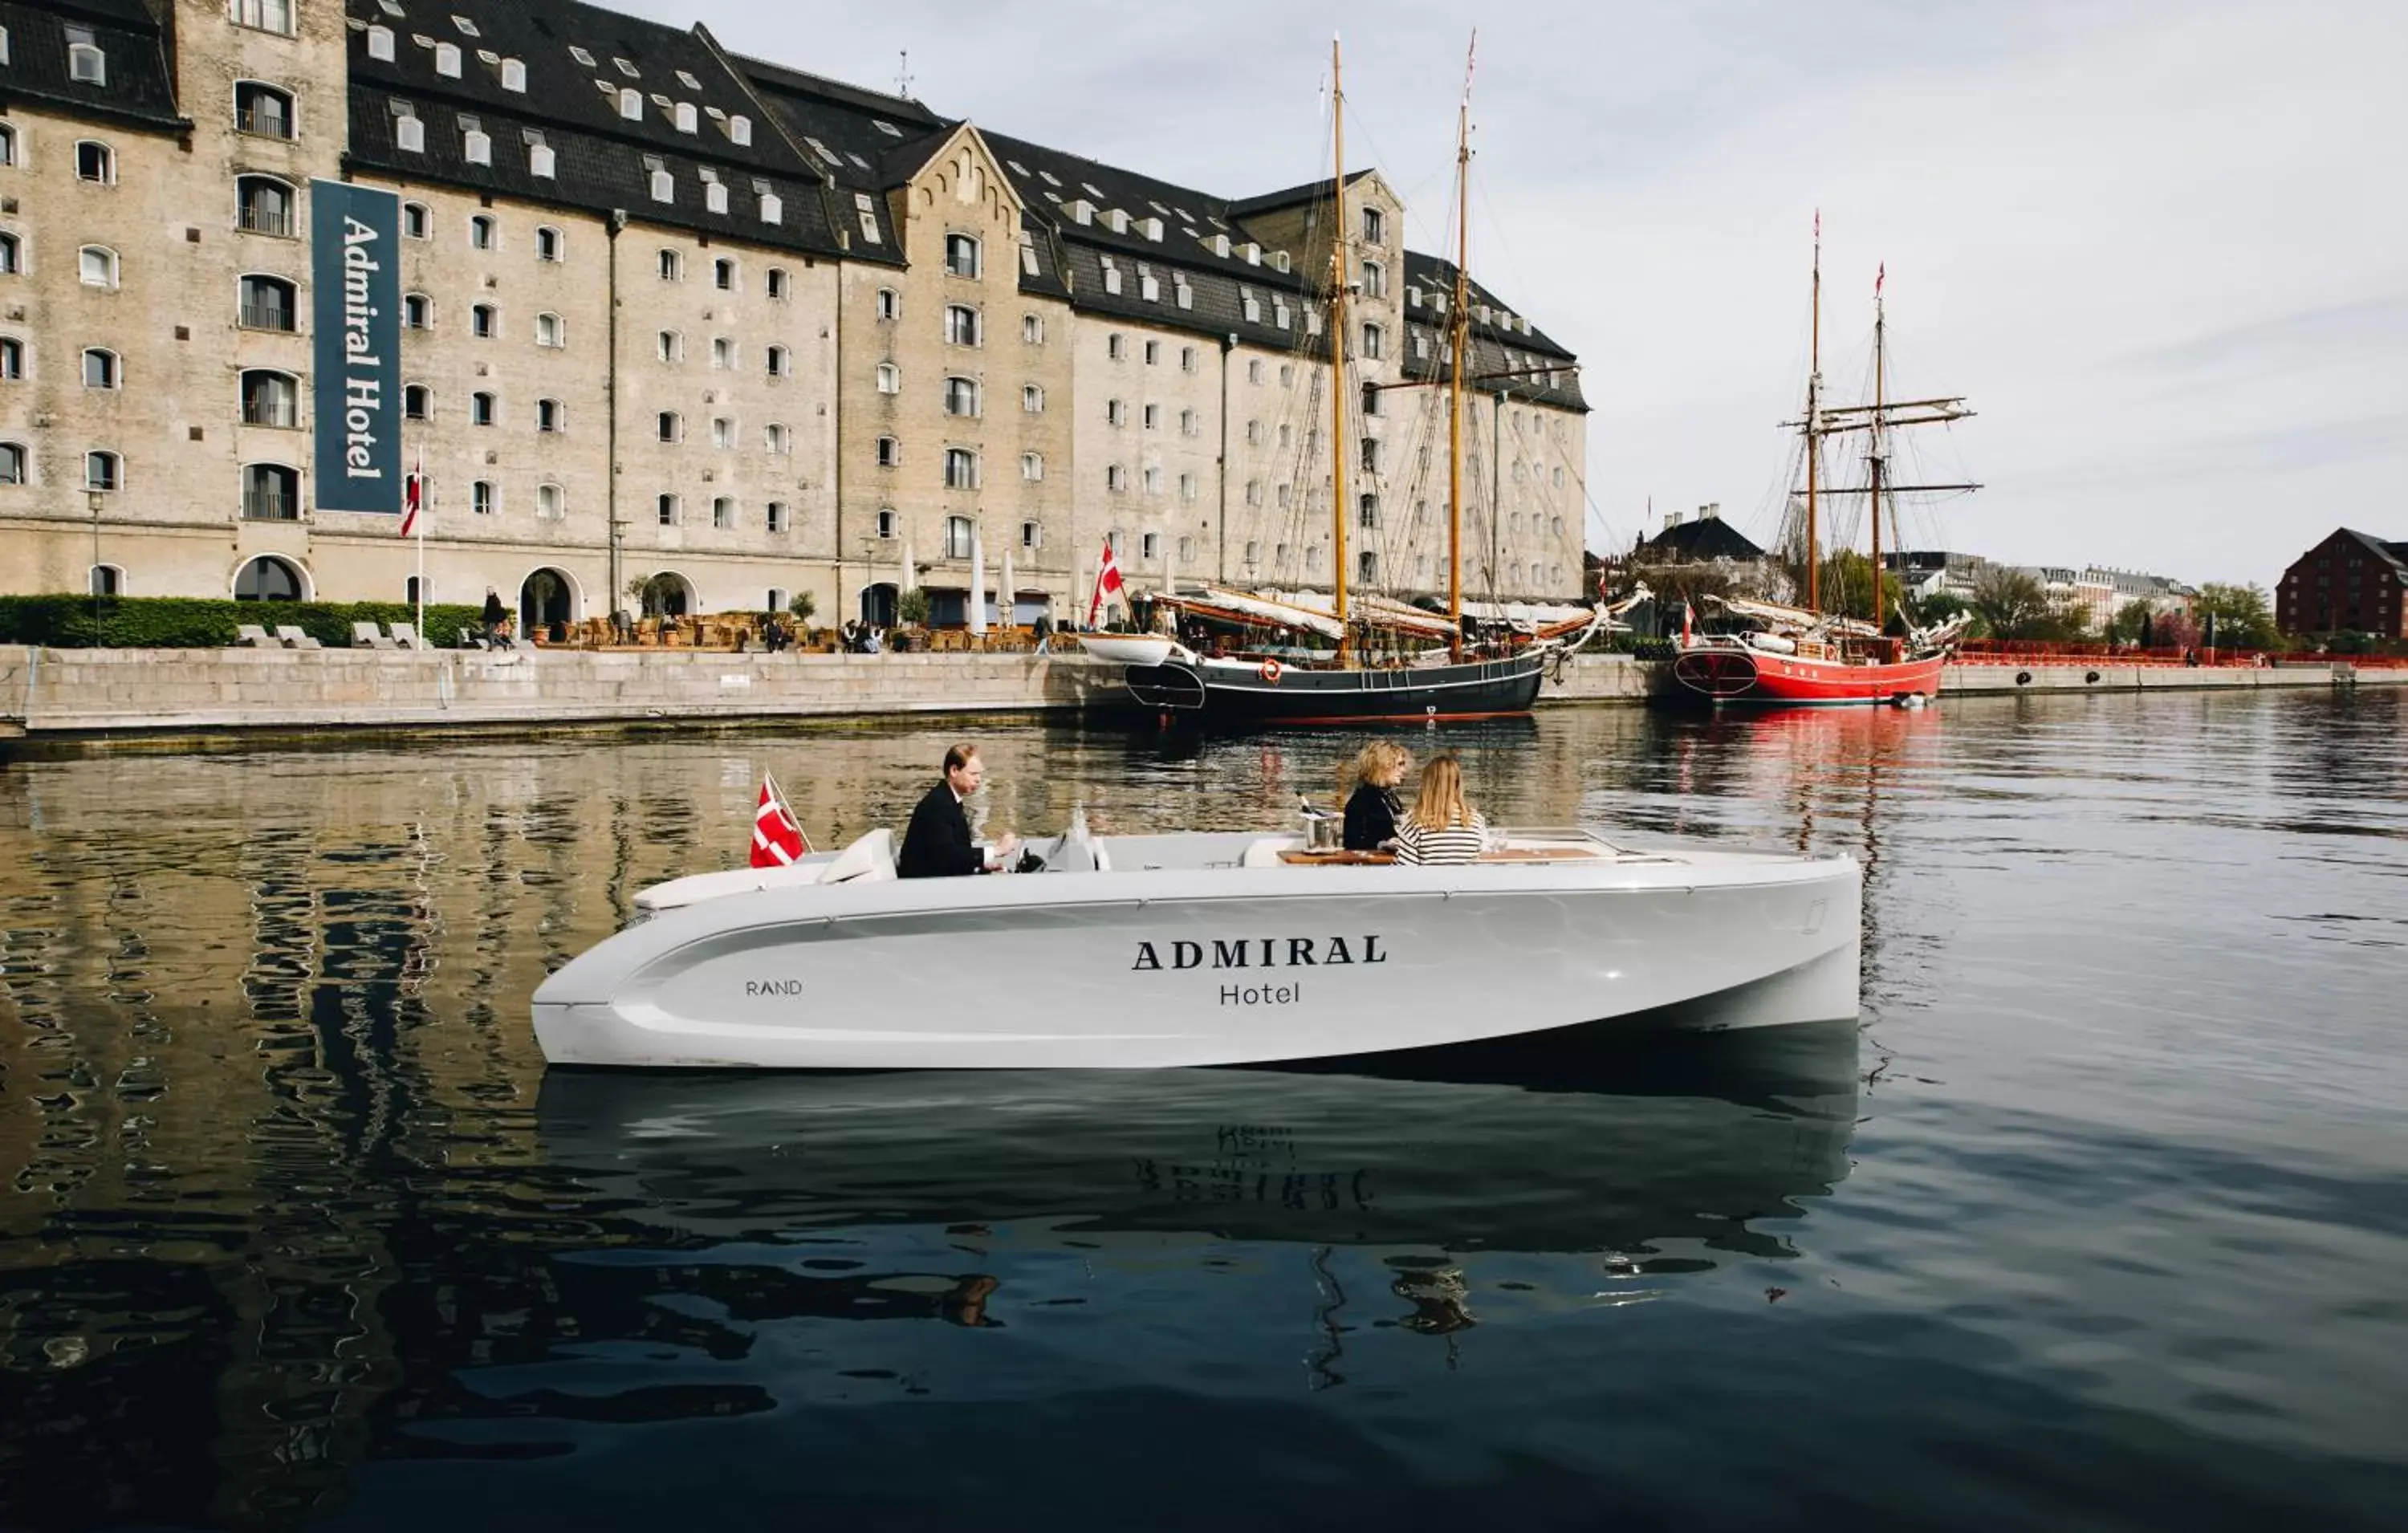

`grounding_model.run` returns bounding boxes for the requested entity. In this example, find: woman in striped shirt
[1392,754,1488,865]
